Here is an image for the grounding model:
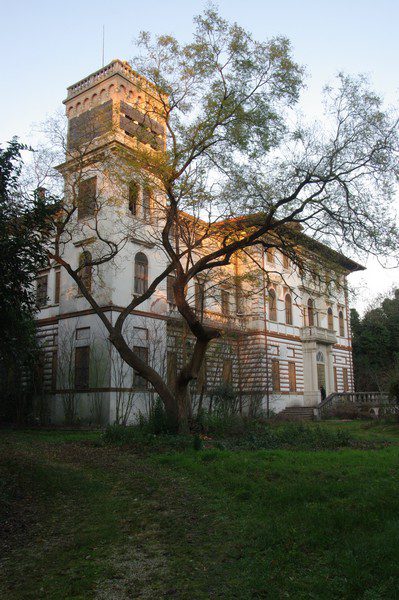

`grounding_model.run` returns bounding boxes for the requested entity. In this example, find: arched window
[269,289,277,322]
[142,186,152,221]
[307,298,315,326]
[282,253,290,269]
[339,310,345,337]
[134,253,148,295]
[285,294,293,325]
[79,251,92,294]
[128,181,139,215]
[327,307,334,331]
